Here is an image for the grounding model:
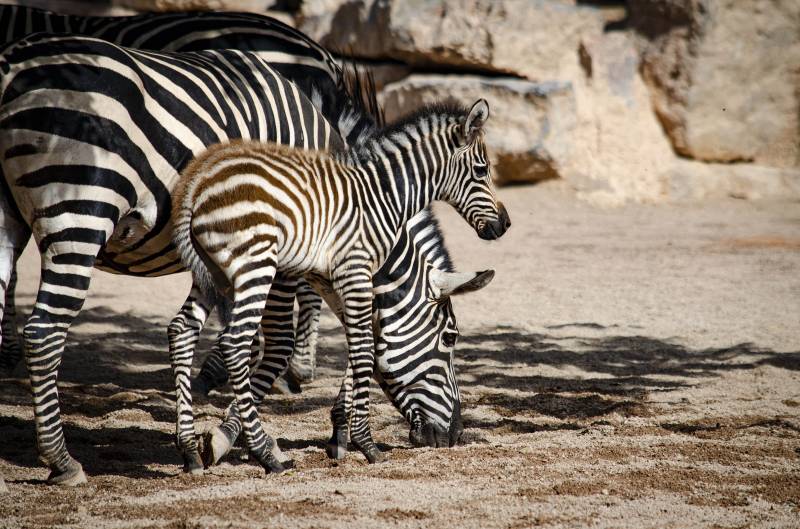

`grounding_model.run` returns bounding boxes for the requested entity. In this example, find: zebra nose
[498,202,511,230]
